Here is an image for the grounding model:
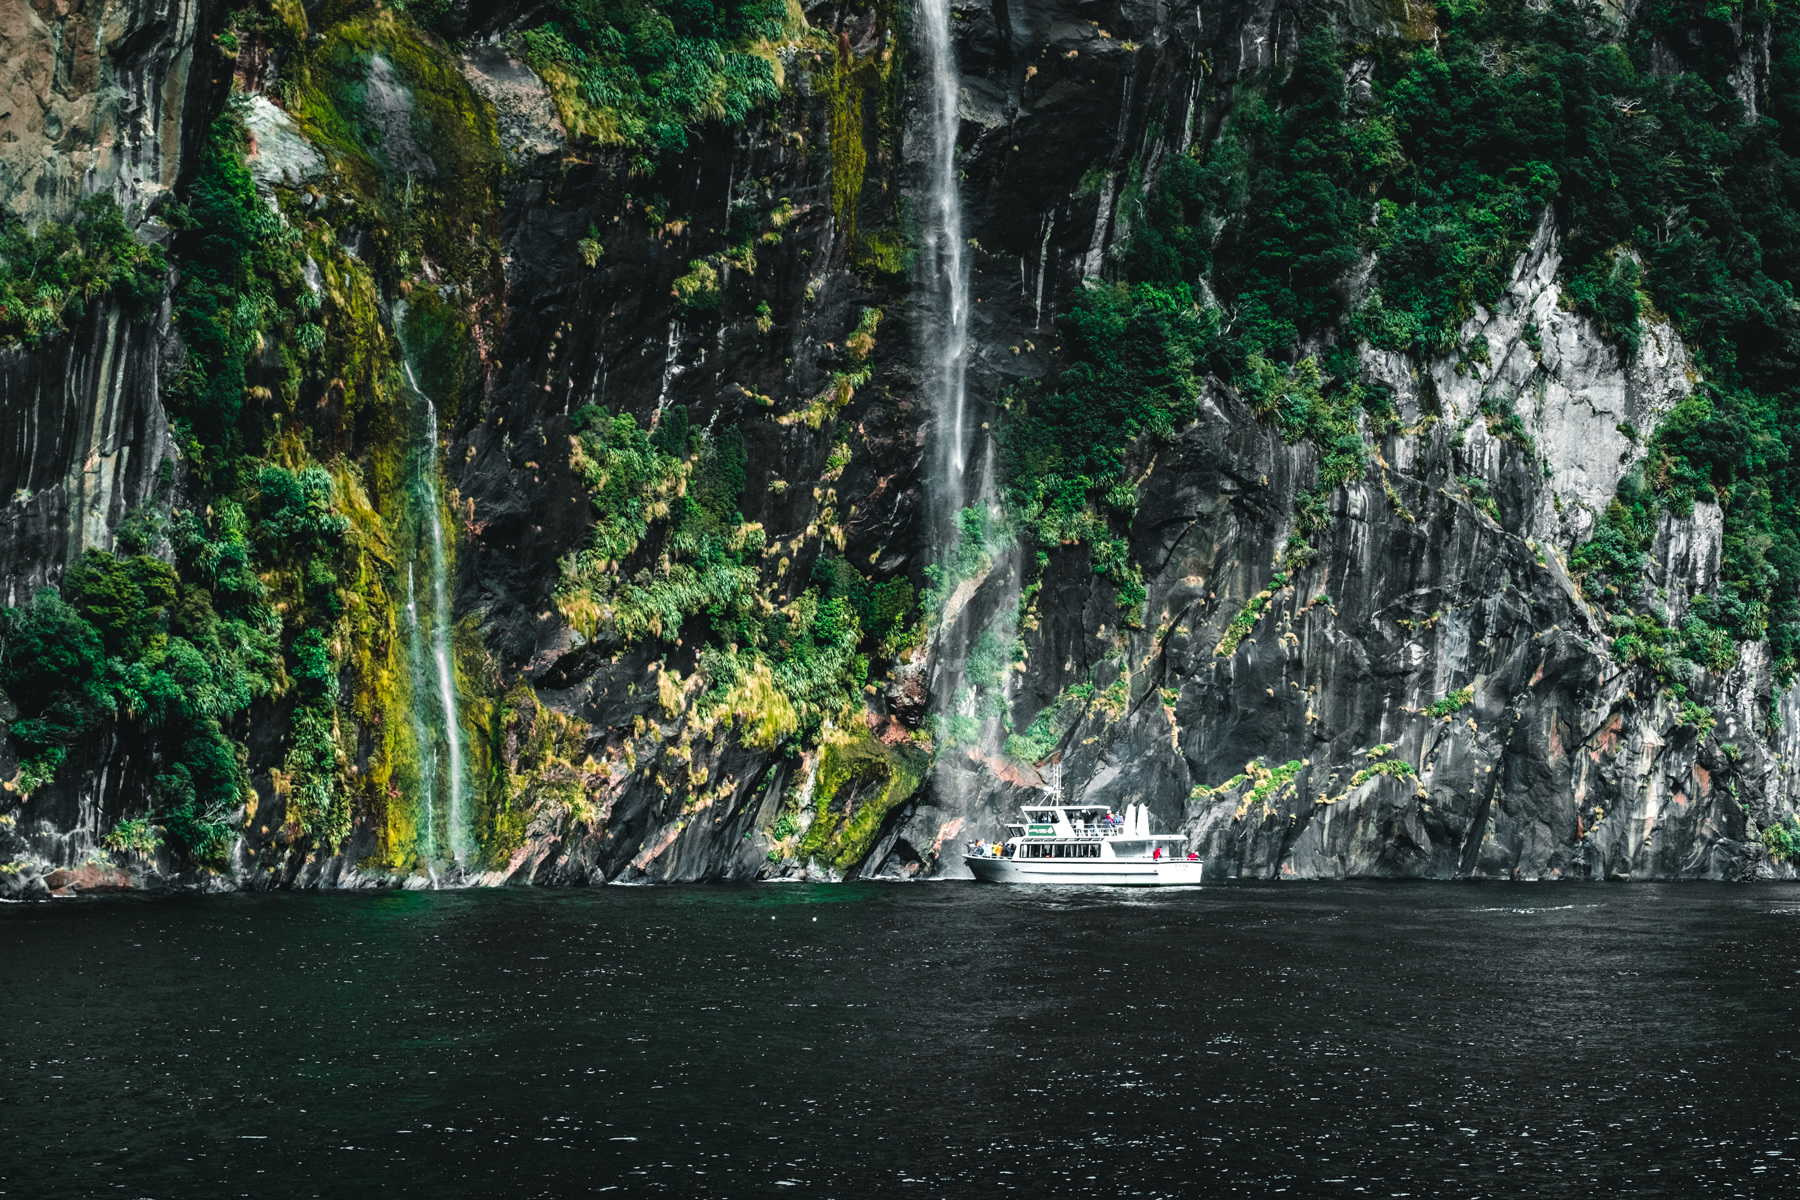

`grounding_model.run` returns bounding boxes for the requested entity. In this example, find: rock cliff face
[2,0,1797,895]
[0,0,219,597]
